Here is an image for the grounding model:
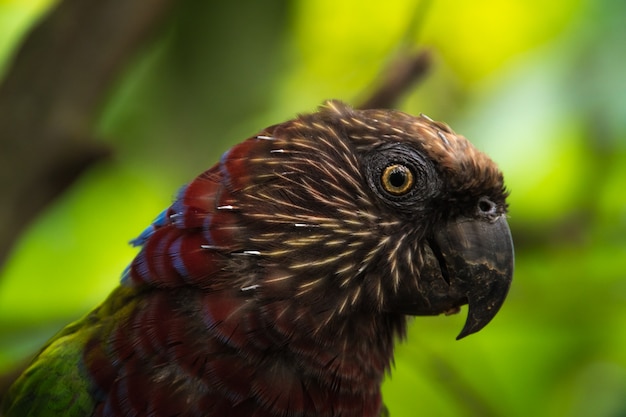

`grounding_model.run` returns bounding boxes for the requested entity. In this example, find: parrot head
[223,101,515,340]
